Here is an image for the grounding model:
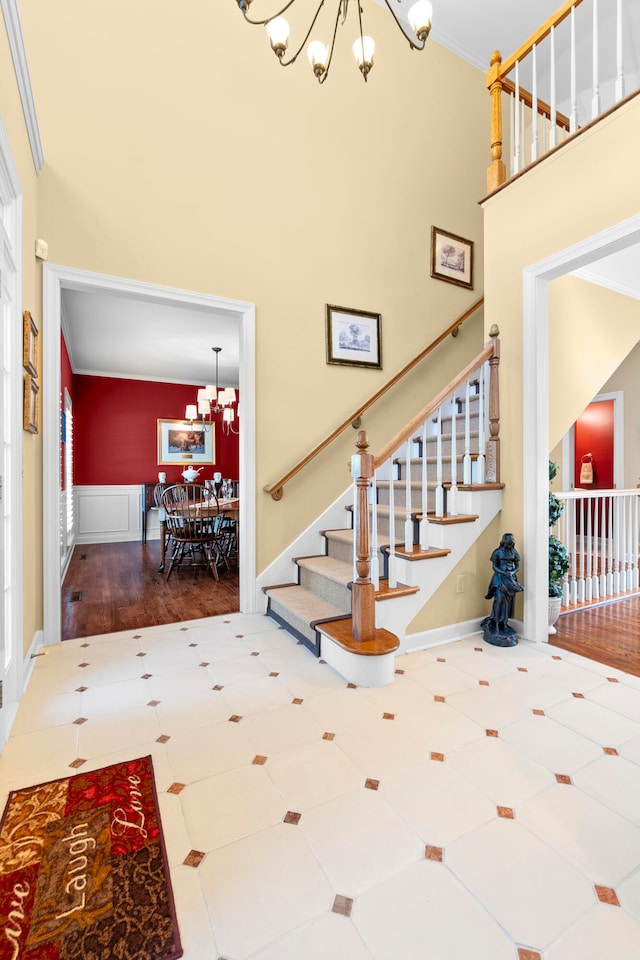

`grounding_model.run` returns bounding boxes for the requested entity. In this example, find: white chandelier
[185,347,239,435]
[235,0,432,83]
